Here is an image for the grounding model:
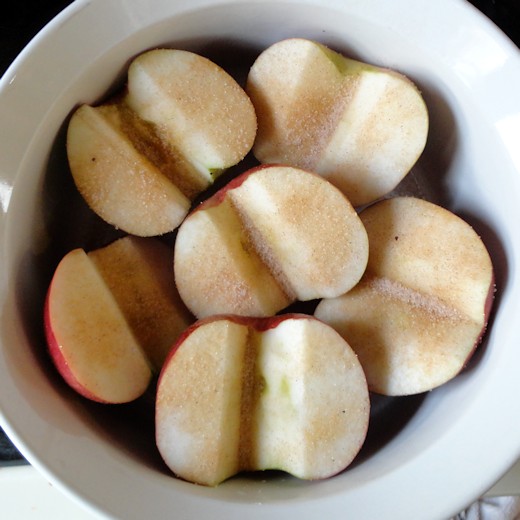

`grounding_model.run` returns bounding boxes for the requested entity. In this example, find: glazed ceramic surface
[1,1,520,518]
